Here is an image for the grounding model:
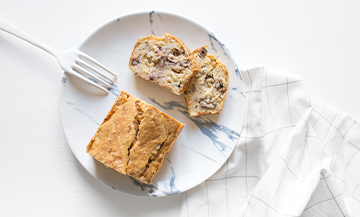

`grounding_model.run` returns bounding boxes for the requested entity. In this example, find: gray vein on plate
[88,77,102,85]
[231,87,240,92]
[130,172,180,197]
[130,177,157,197]
[230,87,246,101]
[149,11,156,35]
[157,12,162,22]
[148,98,240,156]
[231,87,245,98]
[208,32,243,81]
[67,101,100,126]
[149,98,187,110]
[109,83,121,97]
[241,91,245,98]
[229,95,244,109]
[128,159,180,197]
[66,101,79,106]
[61,77,67,86]
[149,11,155,24]
[181,144,218,163]
[167,159,181,195]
